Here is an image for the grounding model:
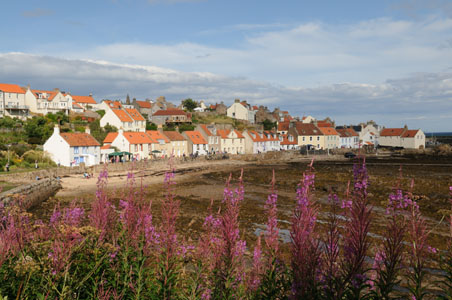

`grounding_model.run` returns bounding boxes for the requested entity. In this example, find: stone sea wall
[0,178,62,210]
